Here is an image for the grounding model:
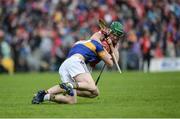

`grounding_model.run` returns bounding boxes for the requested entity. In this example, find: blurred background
[0,0,180,74]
